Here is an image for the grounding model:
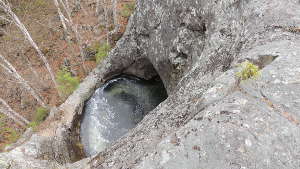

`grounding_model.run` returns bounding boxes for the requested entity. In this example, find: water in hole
[80,75,167,156]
